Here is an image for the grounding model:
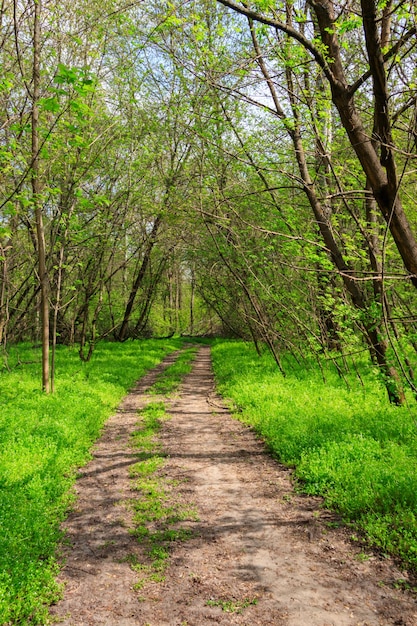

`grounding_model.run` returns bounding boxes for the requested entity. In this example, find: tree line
[1,0,417,401]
